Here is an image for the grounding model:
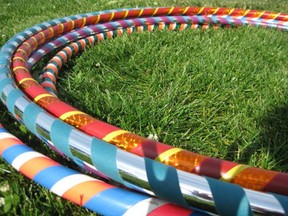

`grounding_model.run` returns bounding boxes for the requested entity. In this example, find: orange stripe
[19,157,59,179]
[62,181,114,206]
[53,56,62,66]
[0,138,21,154]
